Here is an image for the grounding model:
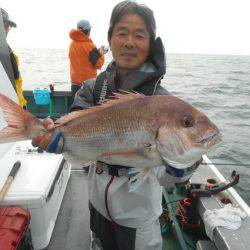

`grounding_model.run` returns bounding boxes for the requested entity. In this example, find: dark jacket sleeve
[69,78,96,112]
